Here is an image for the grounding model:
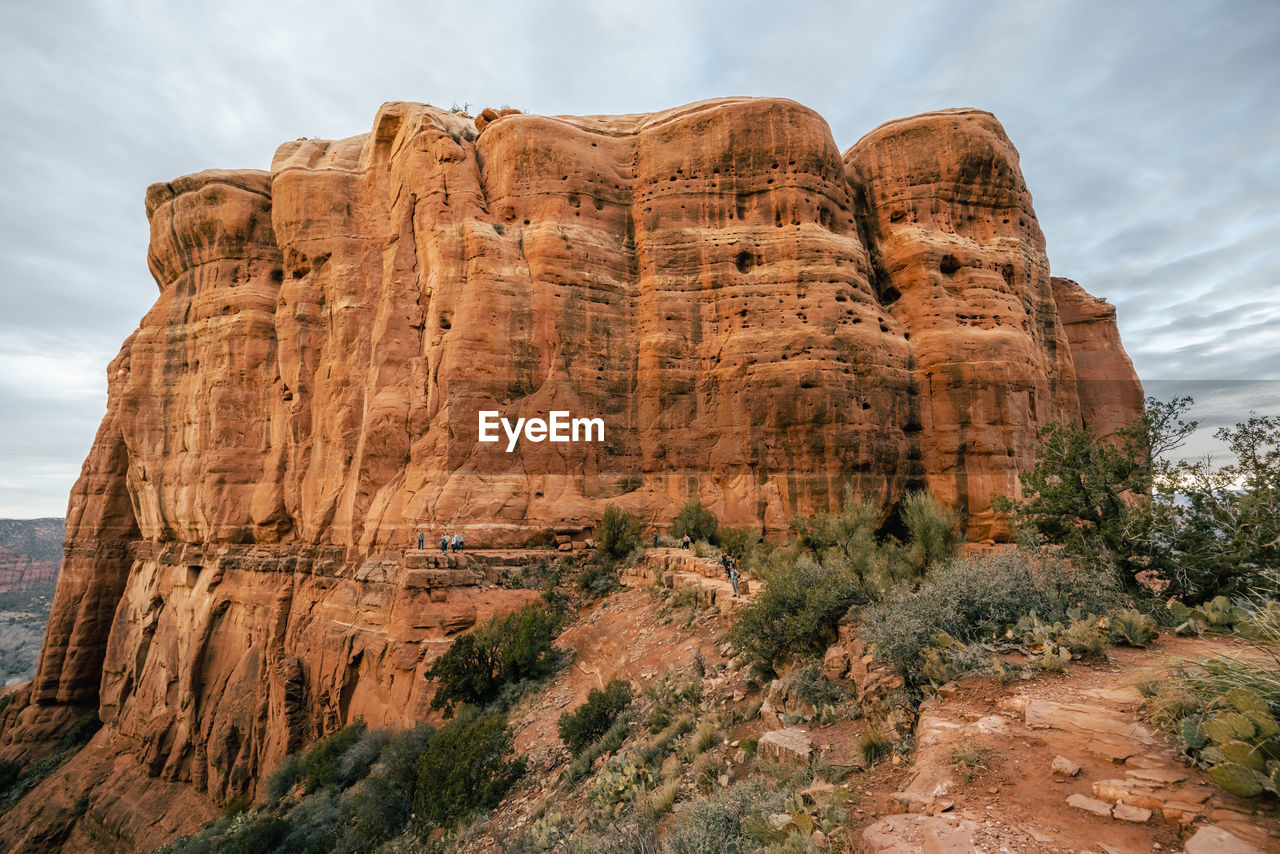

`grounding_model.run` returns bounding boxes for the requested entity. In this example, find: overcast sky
[1,0,1277,517]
